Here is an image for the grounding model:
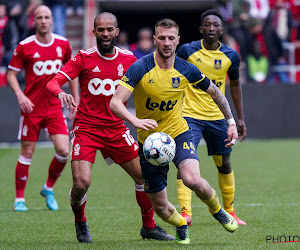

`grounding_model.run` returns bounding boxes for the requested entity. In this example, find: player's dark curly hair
[200,9,224,26]
[155,18,179,34]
